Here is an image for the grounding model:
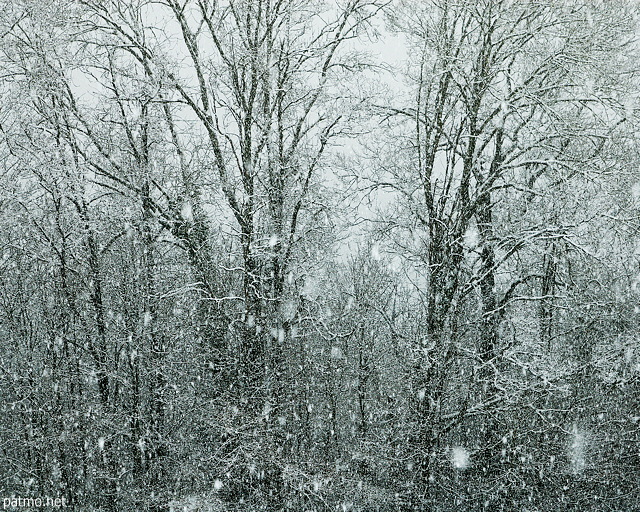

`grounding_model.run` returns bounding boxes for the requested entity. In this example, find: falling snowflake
[180,201,193,222]
[464,226,478,248]
[451,446,470,470]
[302,274,320,299]
[569,425,587,474]
[371,243,381,261]
[282,300,297,320]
